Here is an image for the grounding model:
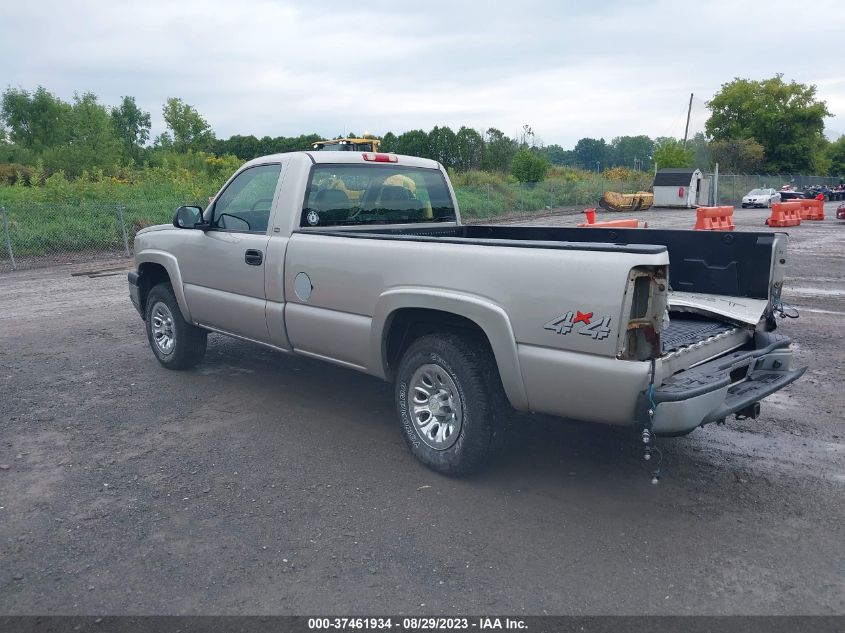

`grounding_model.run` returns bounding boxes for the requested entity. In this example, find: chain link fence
[707,173,843,205]
[453,176,652,220]
[0,199,199,272]
[1,171,838,272]
[1,179,654,271]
